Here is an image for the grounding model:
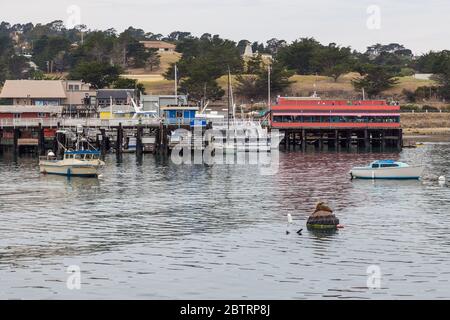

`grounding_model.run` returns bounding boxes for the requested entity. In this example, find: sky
[1,0,449,54]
